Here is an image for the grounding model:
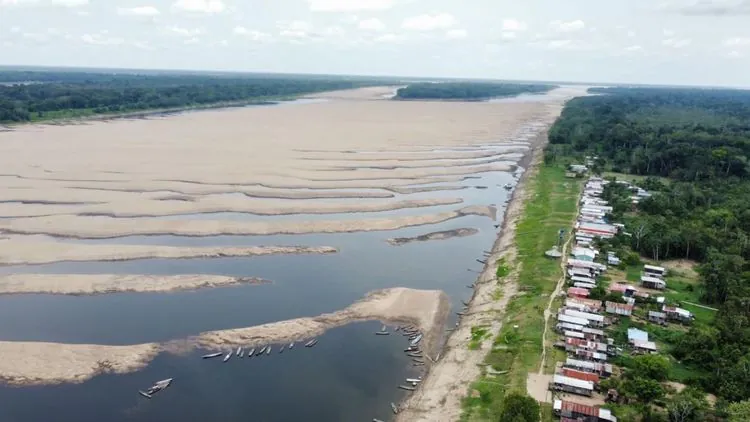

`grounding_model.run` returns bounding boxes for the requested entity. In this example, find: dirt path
[538,188,581,375]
